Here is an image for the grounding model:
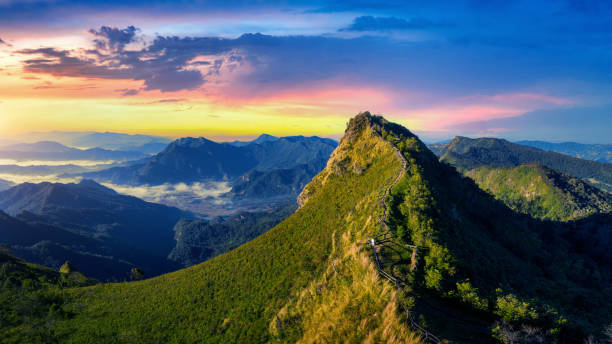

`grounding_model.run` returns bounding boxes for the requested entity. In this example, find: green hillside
[466,163,612,221]
[385,130,612,342]
[433,136,612,192]
[3,113,611,343]
[1,250,95,341]
[2,113,420,343]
